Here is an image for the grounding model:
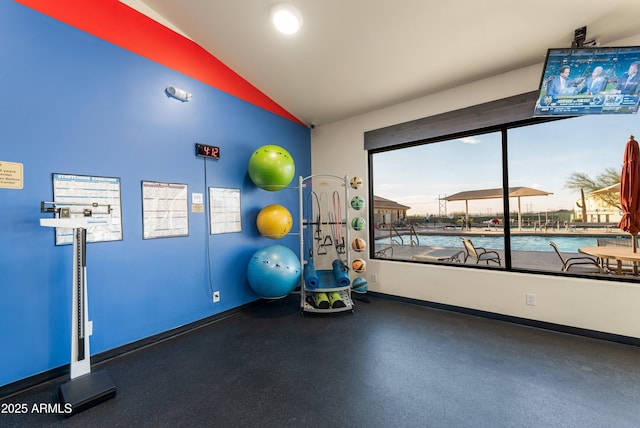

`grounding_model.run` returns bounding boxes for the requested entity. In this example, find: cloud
[457,137,481,144]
